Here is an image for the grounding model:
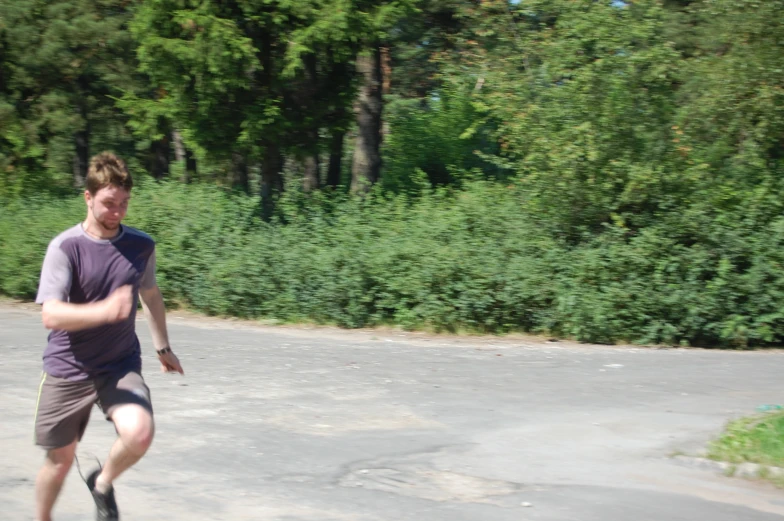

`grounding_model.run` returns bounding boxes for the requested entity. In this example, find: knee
[46,448,75,482]
[114,407,155,455]
[124,422,155,455]
[50,460,72,482]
